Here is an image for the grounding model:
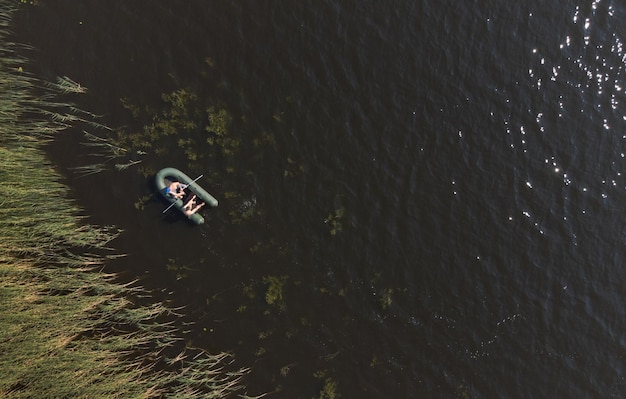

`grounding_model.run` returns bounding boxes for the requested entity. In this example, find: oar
[181,174,203,190]
[162,174,204,214]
